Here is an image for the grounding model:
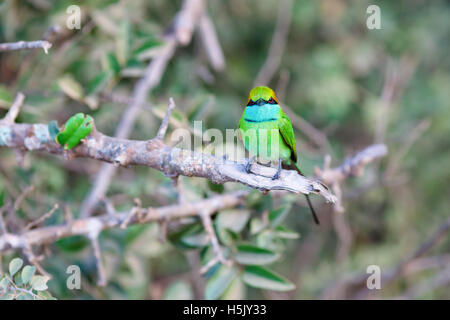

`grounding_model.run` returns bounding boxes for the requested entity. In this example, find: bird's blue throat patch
[244,104,280,122]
